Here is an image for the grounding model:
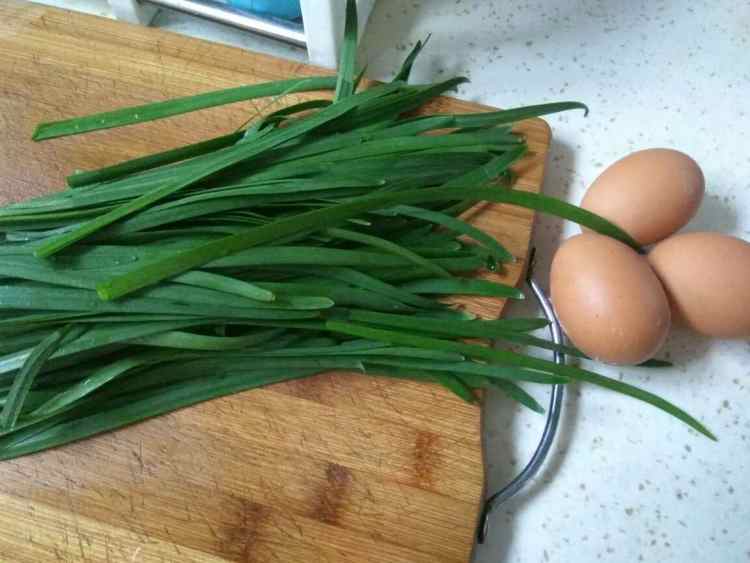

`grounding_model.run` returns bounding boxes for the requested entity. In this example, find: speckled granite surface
[26,1,750,561]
